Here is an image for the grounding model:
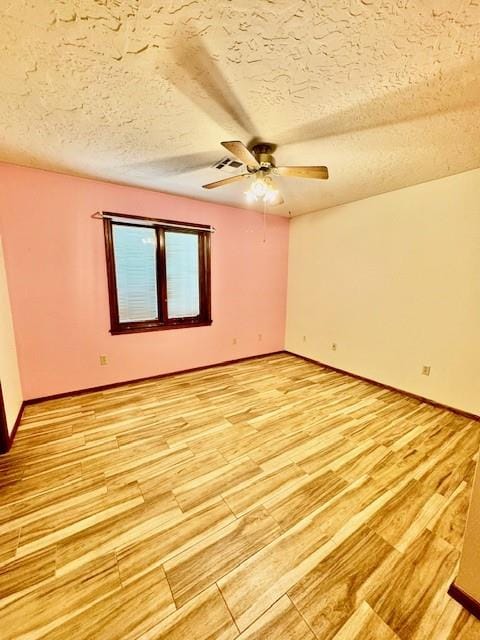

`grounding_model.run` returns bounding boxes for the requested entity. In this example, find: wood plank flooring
[0,353,479,639]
